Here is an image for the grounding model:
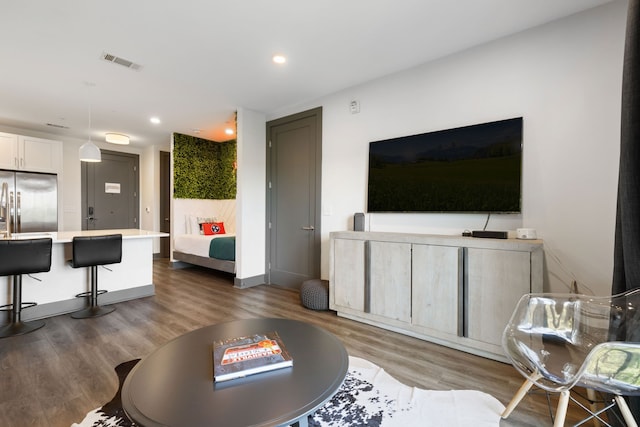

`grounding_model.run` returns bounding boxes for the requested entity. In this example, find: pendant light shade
[79,141,101,162]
